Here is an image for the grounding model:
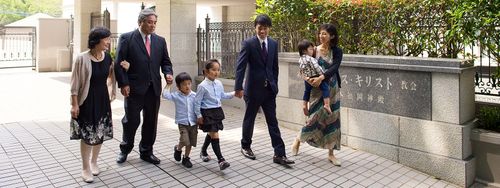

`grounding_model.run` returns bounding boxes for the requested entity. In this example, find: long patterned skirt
[299,78,341,150]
